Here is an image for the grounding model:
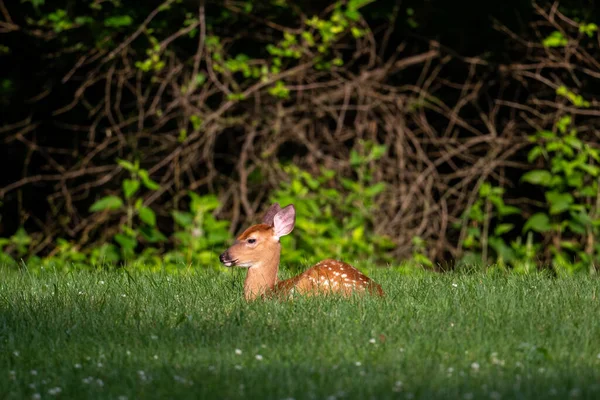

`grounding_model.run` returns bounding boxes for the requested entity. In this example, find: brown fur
[221,210,384,301]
